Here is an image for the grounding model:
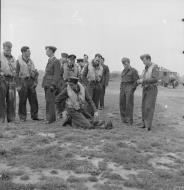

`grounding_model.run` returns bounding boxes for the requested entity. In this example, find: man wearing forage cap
[42,46,61,124]
[119,57,139,125]
[137,54,159,131]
